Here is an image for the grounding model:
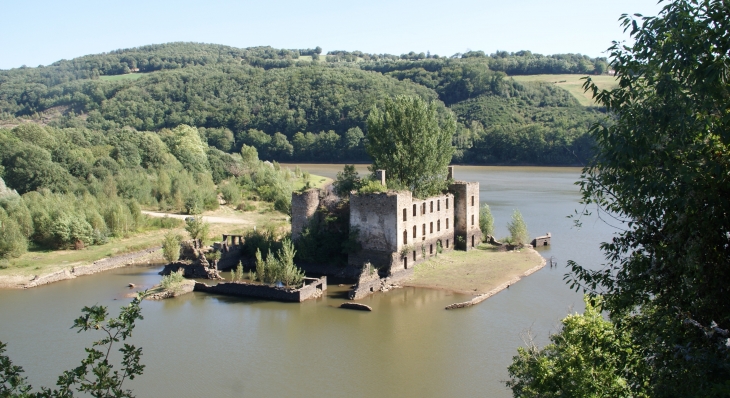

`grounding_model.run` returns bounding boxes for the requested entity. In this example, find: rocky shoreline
[0,247,163,289]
